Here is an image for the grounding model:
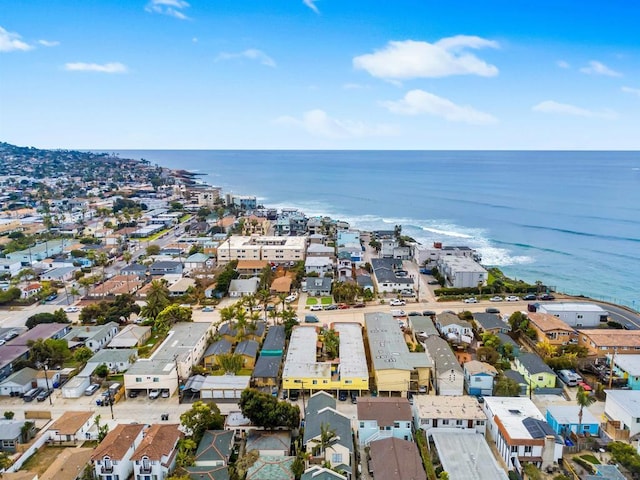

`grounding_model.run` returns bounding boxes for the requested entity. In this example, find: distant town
[1,141,640,480]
